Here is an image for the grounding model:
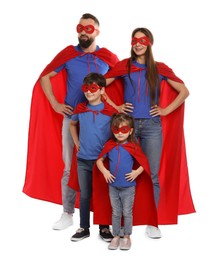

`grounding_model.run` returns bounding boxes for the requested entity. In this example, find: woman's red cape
[22,45,120,204]
[102,59,196,224]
